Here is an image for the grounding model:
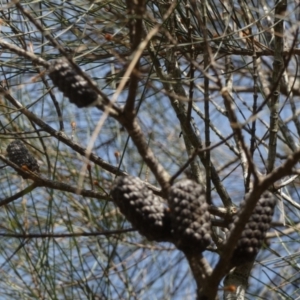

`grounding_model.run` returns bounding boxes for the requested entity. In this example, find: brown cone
[48,59,99,108]
[168,180,211,252]
[111,176,172,242]
[7,140,39,178]
[230,191,276,266]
